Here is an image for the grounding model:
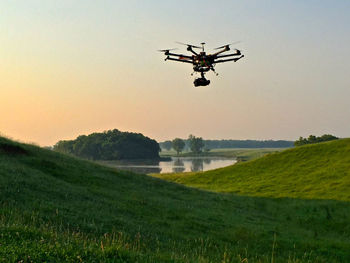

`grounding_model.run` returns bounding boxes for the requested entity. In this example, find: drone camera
[194,77,210,87]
